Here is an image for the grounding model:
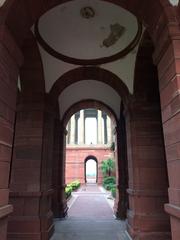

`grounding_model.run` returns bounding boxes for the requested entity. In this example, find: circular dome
[35,0,142,65]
